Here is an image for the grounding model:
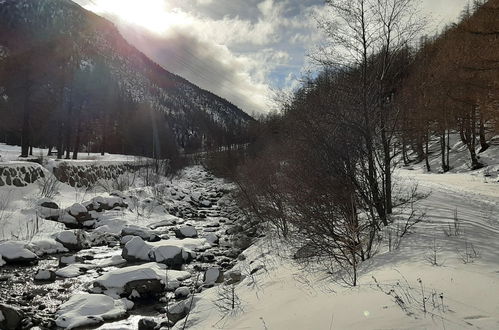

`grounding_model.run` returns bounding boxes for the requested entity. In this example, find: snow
[26,239,68,256]
[68,203,87,216]
[55,294,133,329]
[0,254,5,267]
[179,164,499,330]
[0,241,37,262]
[56,264,94,278]
[0,143,135,163]
[93,262,191,298]
[54,231,78,246]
